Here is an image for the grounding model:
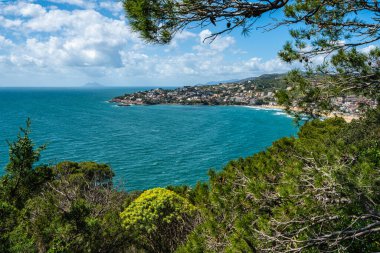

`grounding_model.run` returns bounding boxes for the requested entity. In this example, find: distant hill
[237,73,288,91]
[197,79,240,86]
[238,73,286,83]
[198,73,287,91]
[82,82,104,88]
